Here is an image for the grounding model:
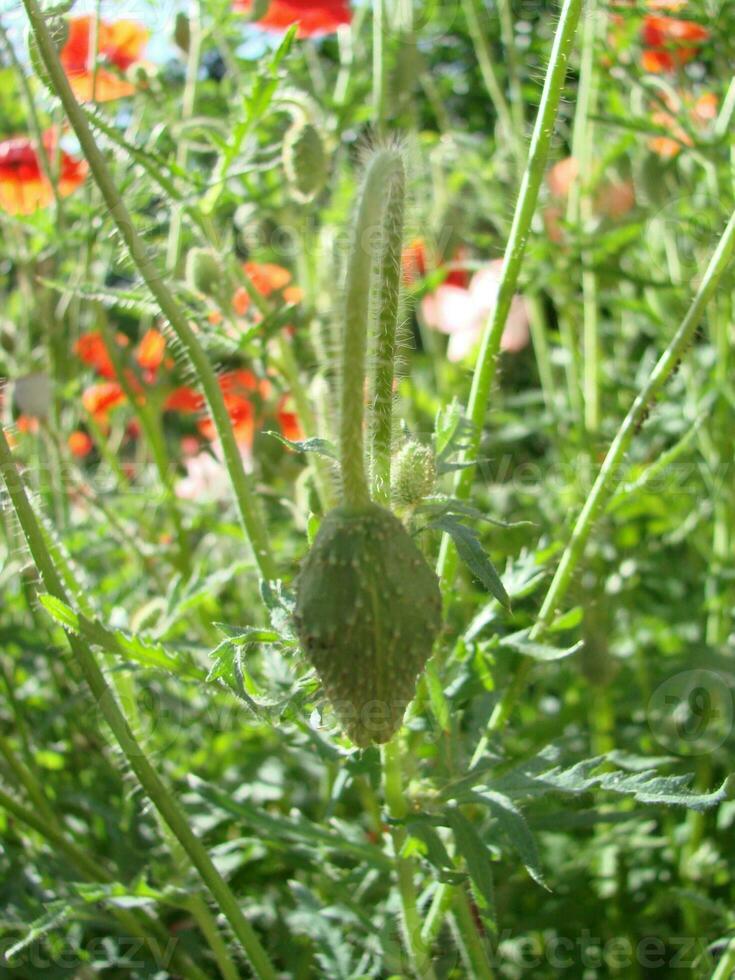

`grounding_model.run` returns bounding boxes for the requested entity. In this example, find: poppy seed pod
[294,503,442,746]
